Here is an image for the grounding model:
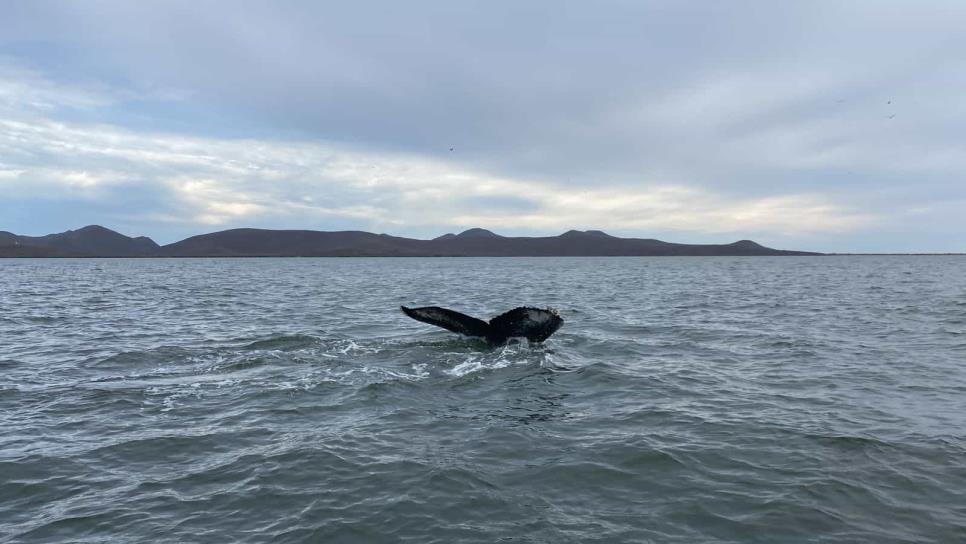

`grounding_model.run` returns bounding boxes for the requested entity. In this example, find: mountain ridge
[0,225,822,257]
